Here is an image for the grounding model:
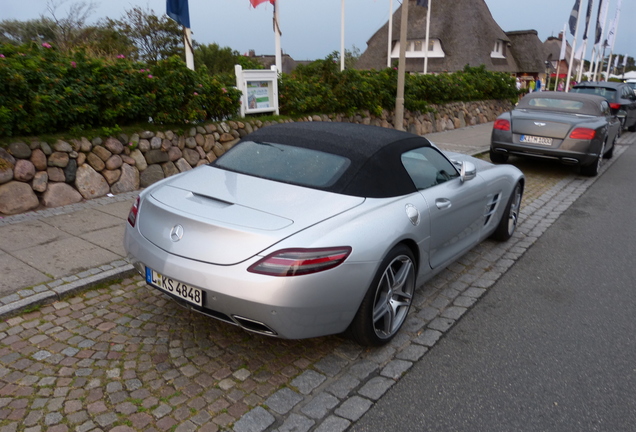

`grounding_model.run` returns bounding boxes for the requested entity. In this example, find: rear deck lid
[138,166,365,265]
